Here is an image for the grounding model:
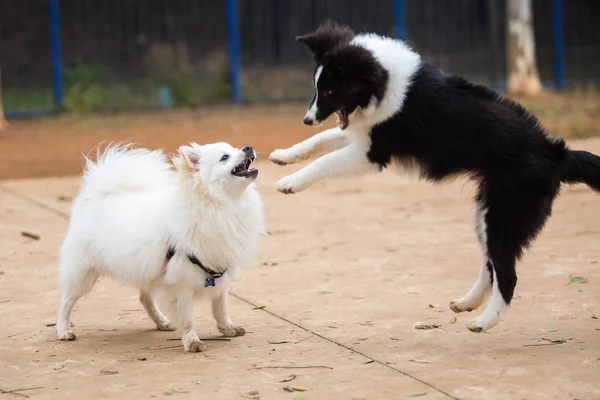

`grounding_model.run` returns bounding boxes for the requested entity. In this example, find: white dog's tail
[79,143,173,198]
